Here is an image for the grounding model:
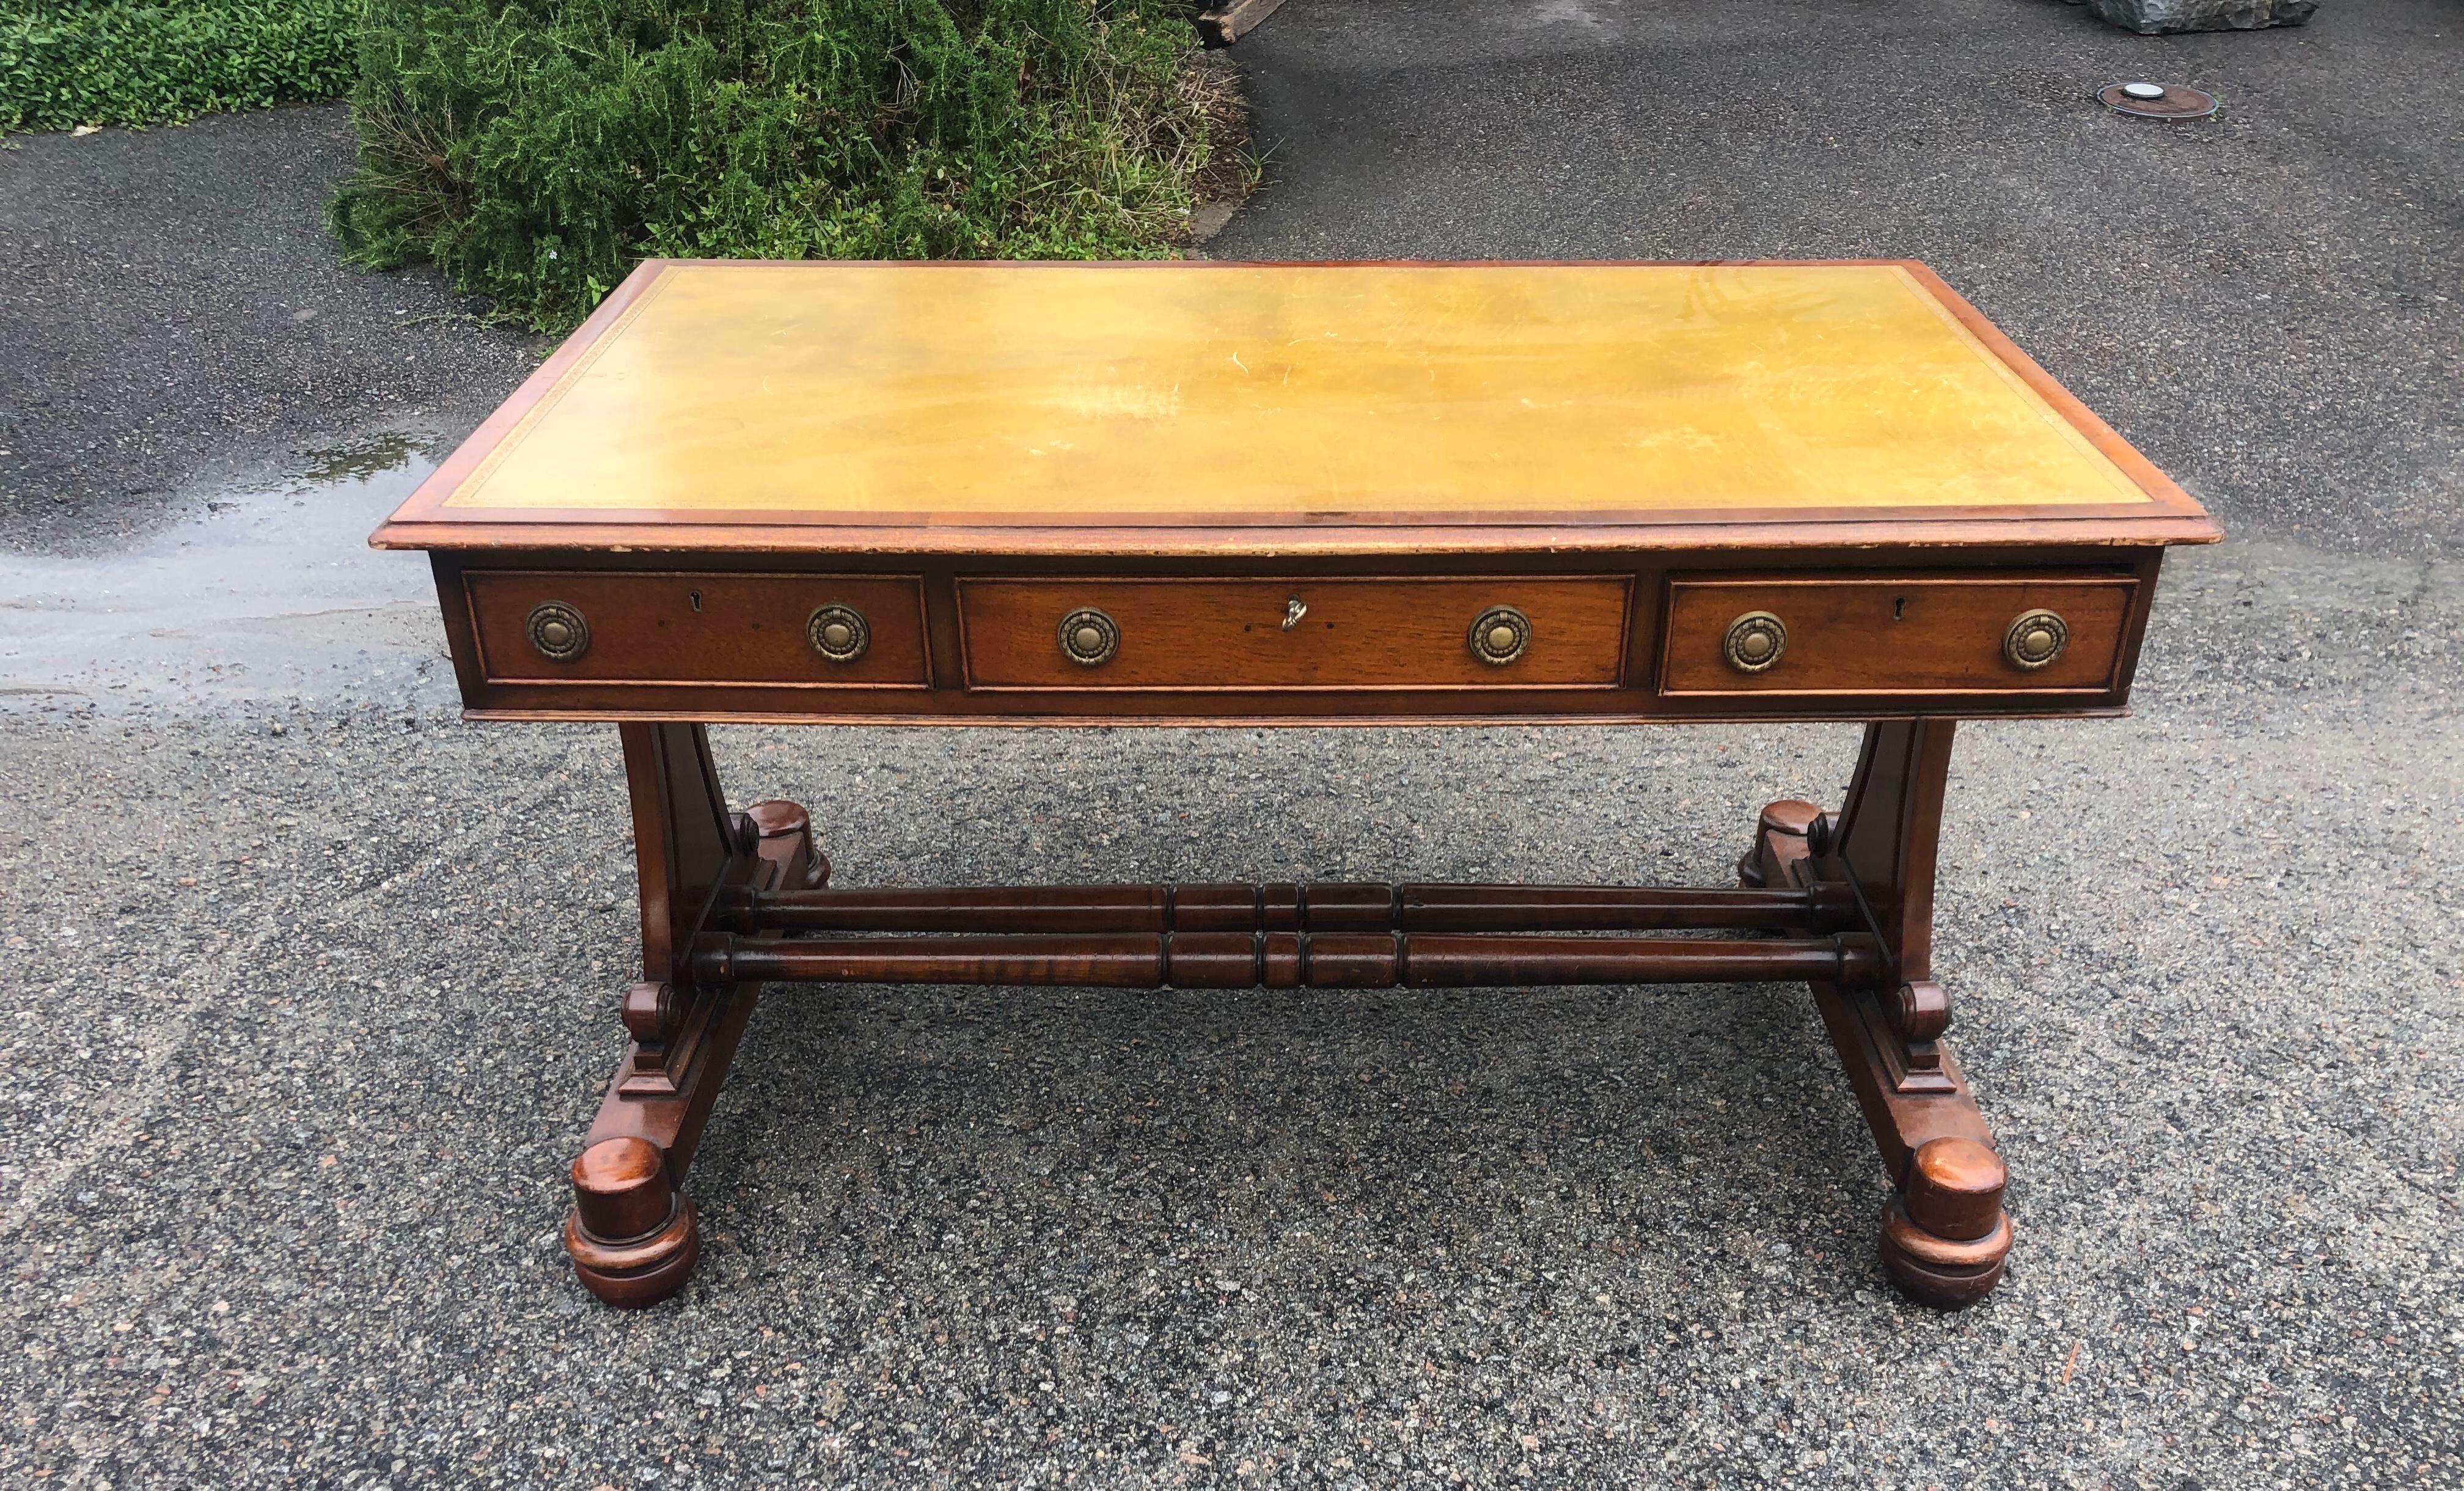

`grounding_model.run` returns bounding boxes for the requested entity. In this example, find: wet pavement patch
[0,430,447,715]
